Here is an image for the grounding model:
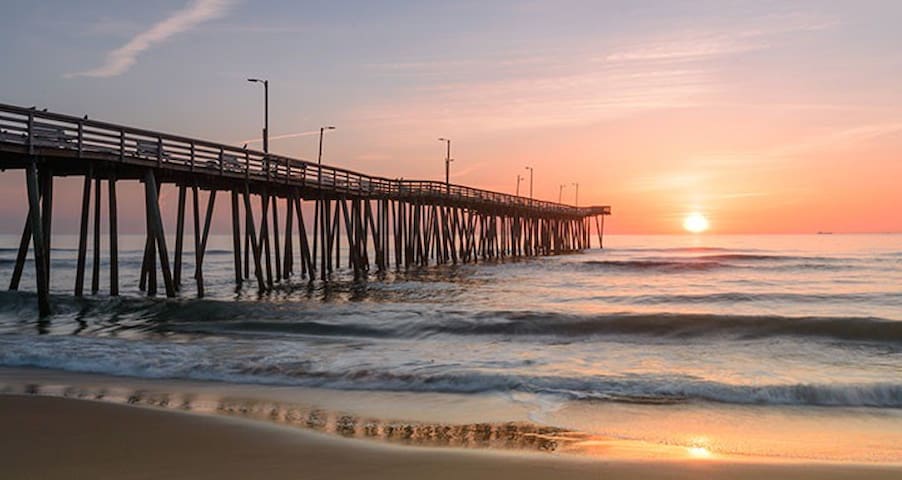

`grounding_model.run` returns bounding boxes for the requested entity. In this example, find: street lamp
[438,138,452,193]
[516,174,523,196]
[559,184,566,203]
[572,182,579,207]
[318,126,336,165]
[247,78,268,153]
[524,166,534,199]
